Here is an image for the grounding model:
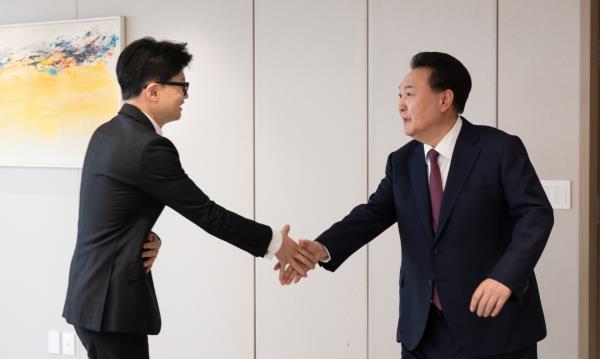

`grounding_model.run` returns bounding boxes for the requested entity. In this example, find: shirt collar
[423,116,462,161]
[141,110,163,136]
